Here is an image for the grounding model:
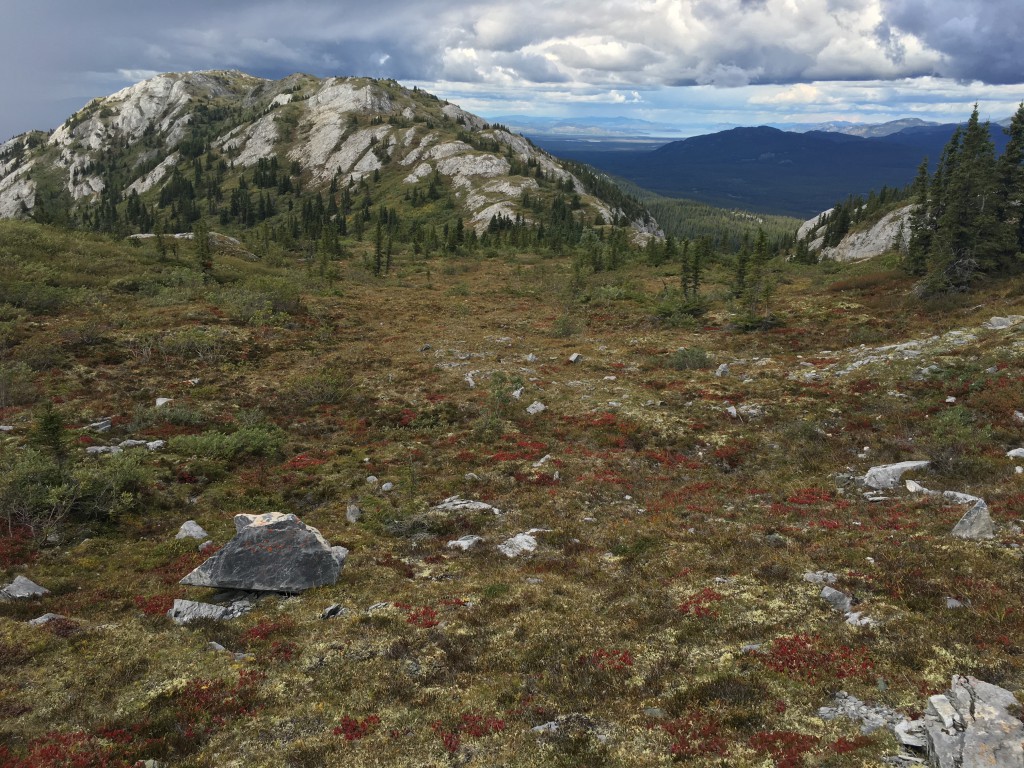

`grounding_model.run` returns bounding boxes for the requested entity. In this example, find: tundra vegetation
[1,79,1024,765]
[1,214,1024,767]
